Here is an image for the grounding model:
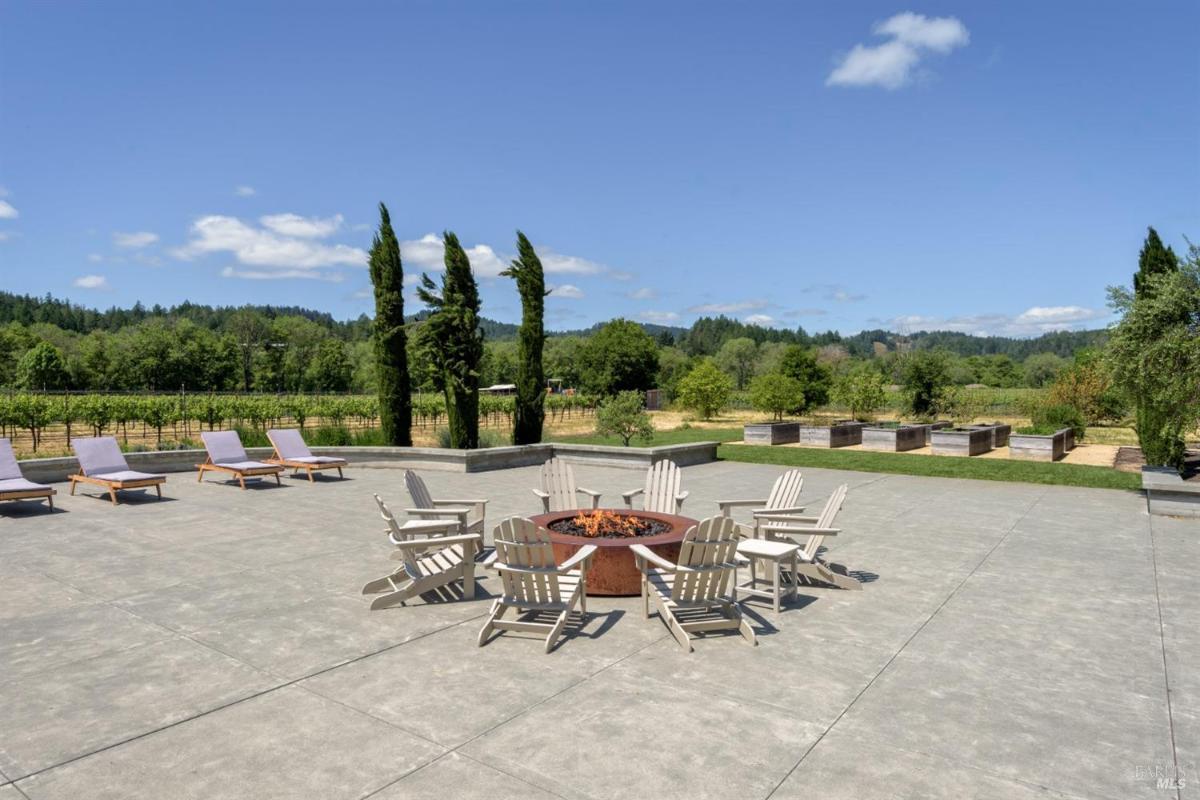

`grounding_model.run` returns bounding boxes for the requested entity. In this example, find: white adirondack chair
[362,494,482,610]
[622,459,688,514]
[631,515,757,652]
[404,469,487,535]
[716,469,805,538]
[532,457,602,513]
[756,484,860,590]
[478,517,596,653]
